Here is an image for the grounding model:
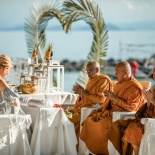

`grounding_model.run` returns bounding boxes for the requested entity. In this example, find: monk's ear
[125,70,129,76]
[96,67,99,73]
